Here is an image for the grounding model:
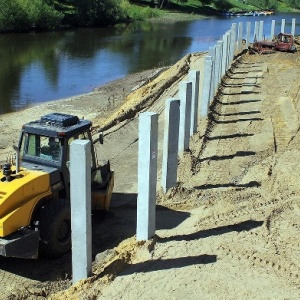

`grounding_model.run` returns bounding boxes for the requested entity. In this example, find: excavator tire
[35,200,71,258]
